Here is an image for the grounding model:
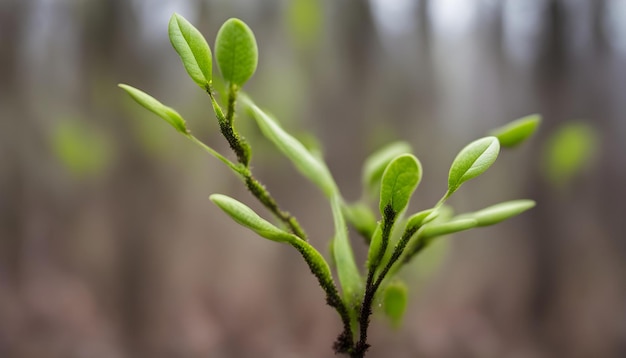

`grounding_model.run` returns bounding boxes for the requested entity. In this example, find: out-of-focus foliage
[286,0,323,49]
[51,118,113,178]
[543,122,599,188]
